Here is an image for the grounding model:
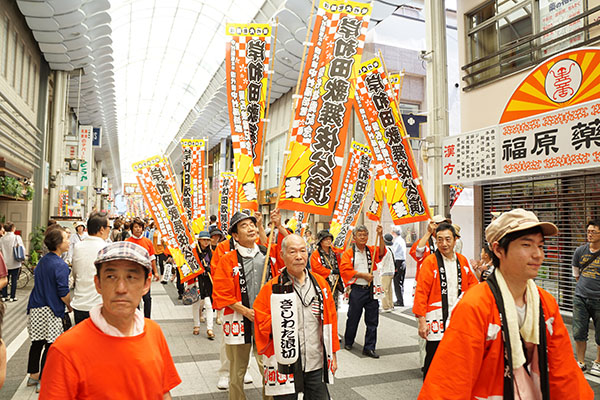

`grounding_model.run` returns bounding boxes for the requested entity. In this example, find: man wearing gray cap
[419,209,592,399]
[39,242,181,399]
